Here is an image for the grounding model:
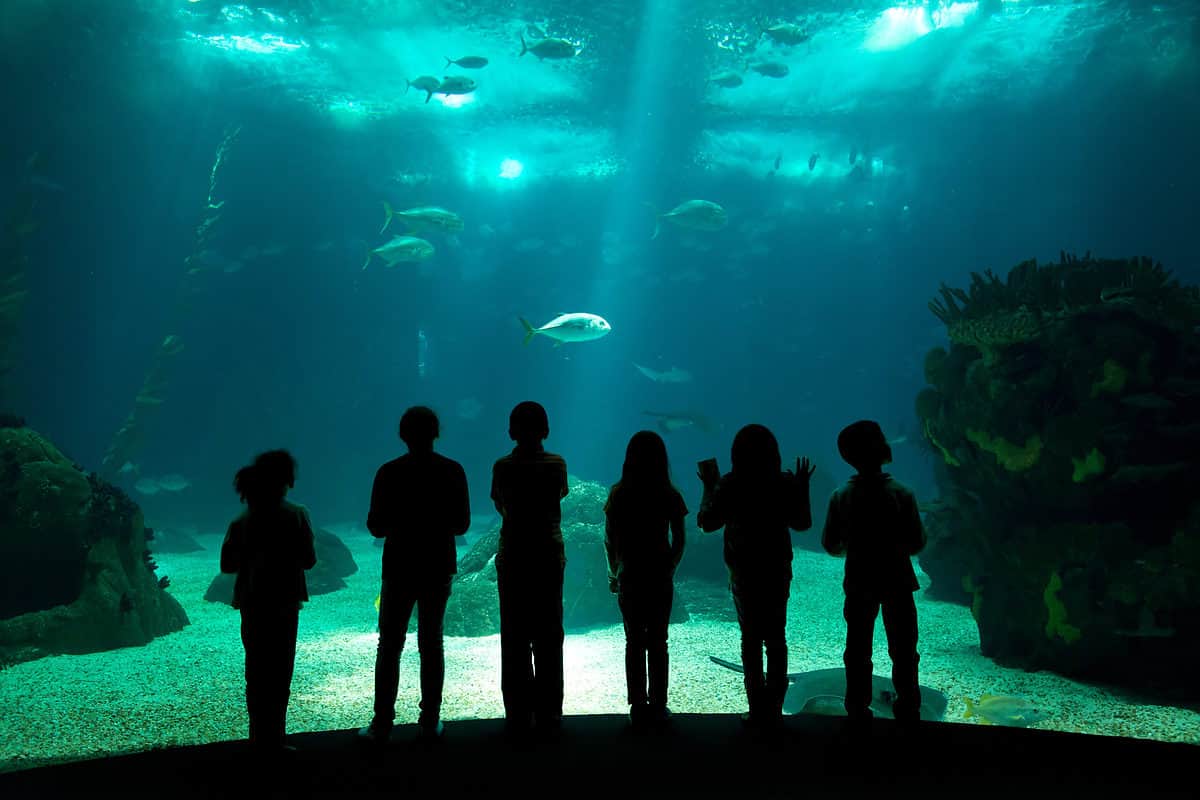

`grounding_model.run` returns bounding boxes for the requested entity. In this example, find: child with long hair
[220,449,317,753]
[603,430,687,727]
